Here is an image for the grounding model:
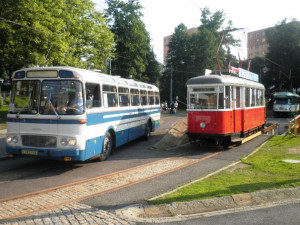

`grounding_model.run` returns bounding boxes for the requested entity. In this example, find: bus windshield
[274,98,289,105]
[10,80,84,115]
[40,80,84,115]
[11,80,39,114]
